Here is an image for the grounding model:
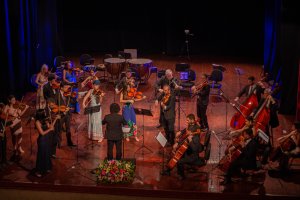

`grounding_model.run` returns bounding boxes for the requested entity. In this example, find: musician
[81,69,99,90]
[115,69,134,94]
[234,76,263,103]
[43,73,58,101]
[4,95,29,161]
[102,103,128,160]
[270,121,300,172]
[155,69,182,128]
[82,80,104,142]
[221,128,258,185]
[229,116,254,138]
[55,83,76,147]
[0,103,12,169]
[191,74,210,131]
[34,109,60,177]
[35,64,49,109]
[155,85,176,145]
[63,61,80,114]
[162,114,202,180]
[120,78,146,142]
